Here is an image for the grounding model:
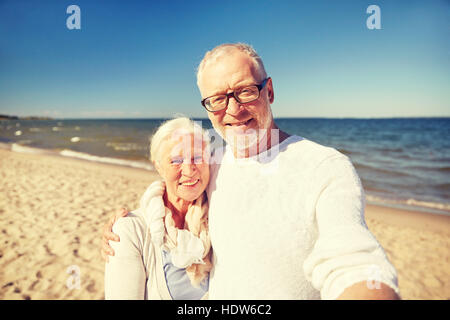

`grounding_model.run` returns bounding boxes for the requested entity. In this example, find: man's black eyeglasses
[201,77,270,112]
